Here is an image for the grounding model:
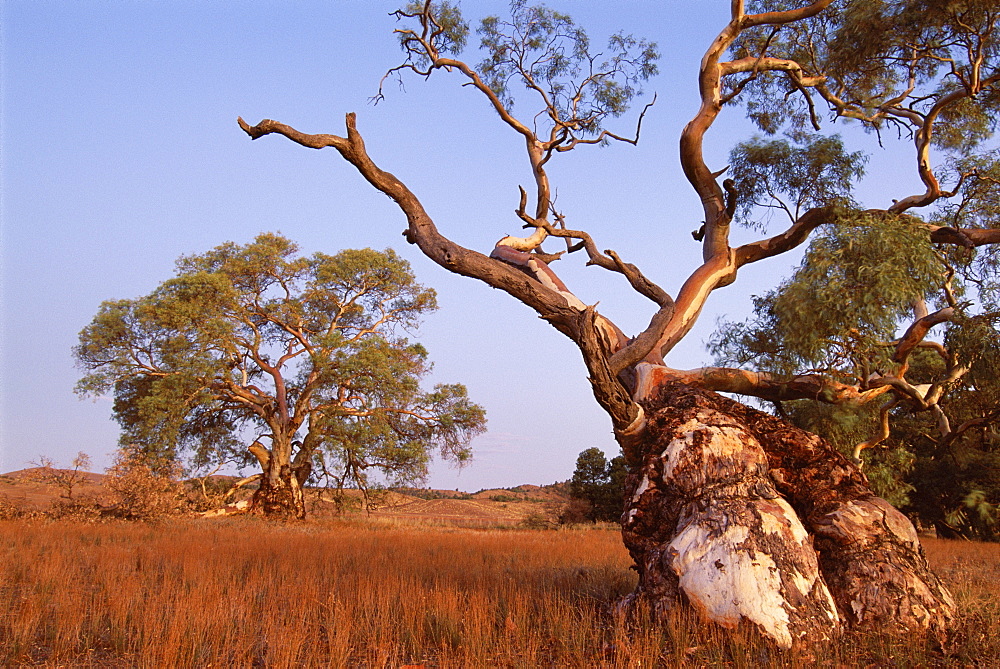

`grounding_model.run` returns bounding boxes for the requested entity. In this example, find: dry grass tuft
[1,519,997,667]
